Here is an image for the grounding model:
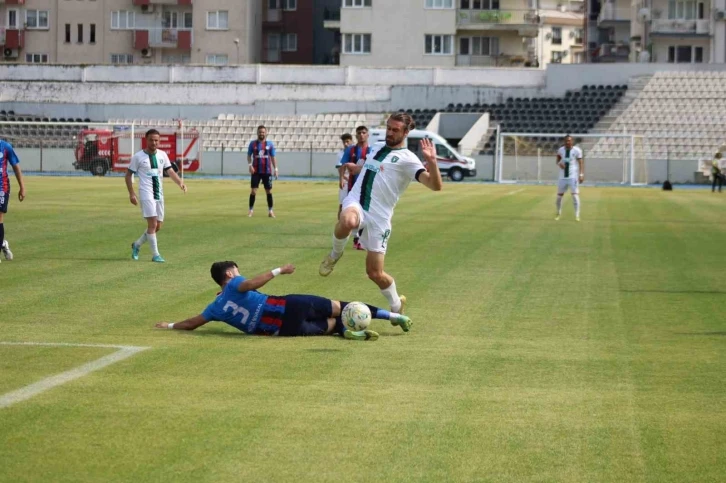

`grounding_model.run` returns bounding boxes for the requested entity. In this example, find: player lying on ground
[154,261,413,341]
